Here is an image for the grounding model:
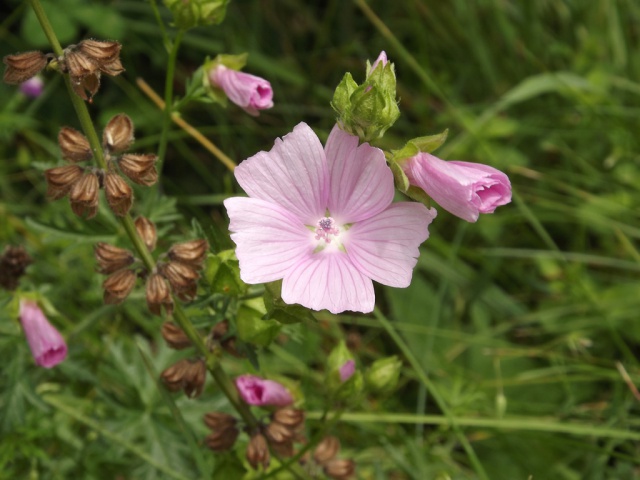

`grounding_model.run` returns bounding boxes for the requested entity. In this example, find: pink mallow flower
[19,301,67,368]
[339,360,356,382]
[402,153,511,223]
[224,122,436,314]
[236,374,293,407]
[209,65,273,116]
